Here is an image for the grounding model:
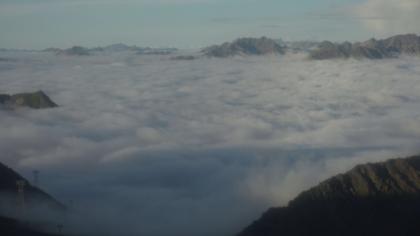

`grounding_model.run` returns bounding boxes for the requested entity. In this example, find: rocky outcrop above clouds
[203,37,285,57]
[0,91,58,109]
